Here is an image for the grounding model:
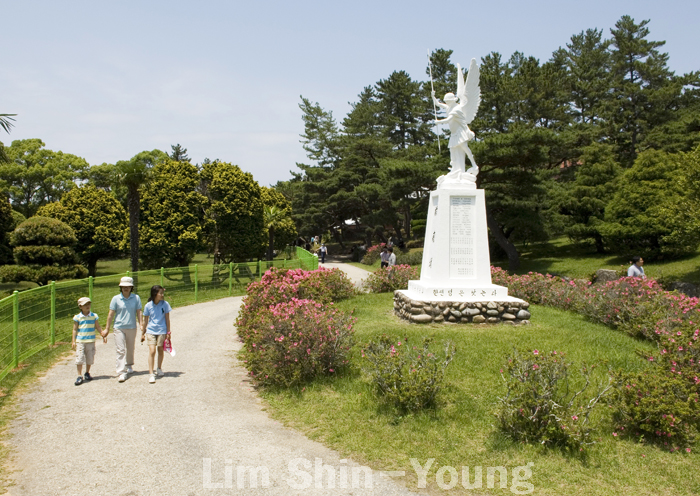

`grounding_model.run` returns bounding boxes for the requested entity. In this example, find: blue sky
[3,0,699,186]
